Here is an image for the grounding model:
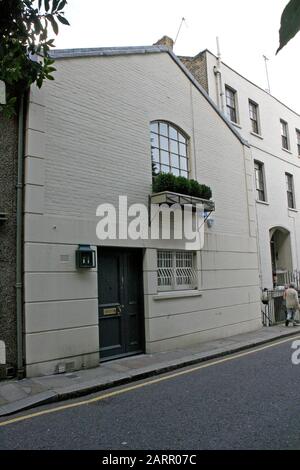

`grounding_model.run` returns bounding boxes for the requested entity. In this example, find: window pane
[160,135,169,151]
[169,126,178,140]
[172,168,180,176]
[180,157,188,171]
[230,108,237,123]
[151,133,159,148]
[152,148,159,162]
[178,132,186,143]
[150,122,158,133]
[179,143,187,156]
[170,139,178,154]
[181,170,188,178]
[171,153,179,168]
[160,150,169,165]
[161,165,170,173]
[159,123,168,137]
